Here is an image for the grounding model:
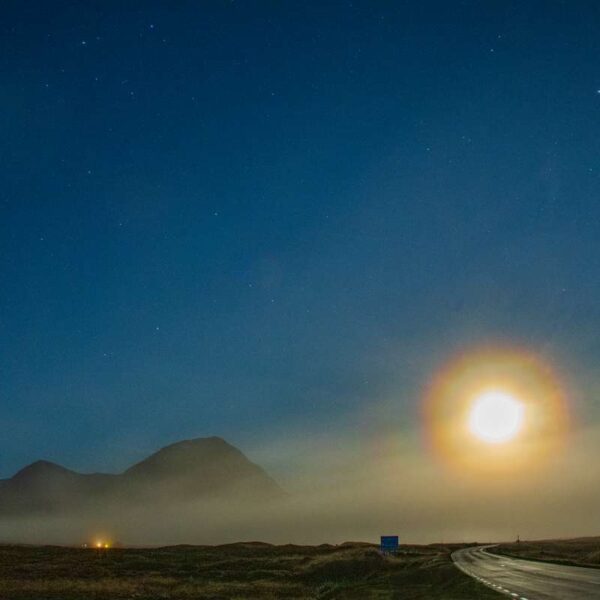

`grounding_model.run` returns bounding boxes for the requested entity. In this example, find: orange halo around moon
[423,346,570,475]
